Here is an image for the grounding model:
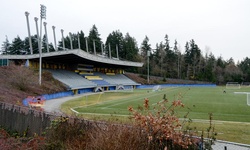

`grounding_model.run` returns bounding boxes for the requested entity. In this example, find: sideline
[69,110,250,125]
